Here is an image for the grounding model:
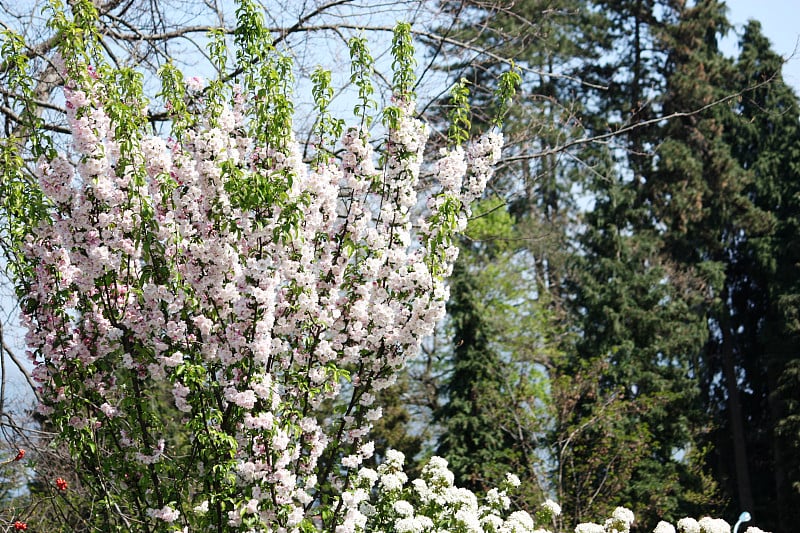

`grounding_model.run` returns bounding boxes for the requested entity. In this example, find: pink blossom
[185,76,204,91]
